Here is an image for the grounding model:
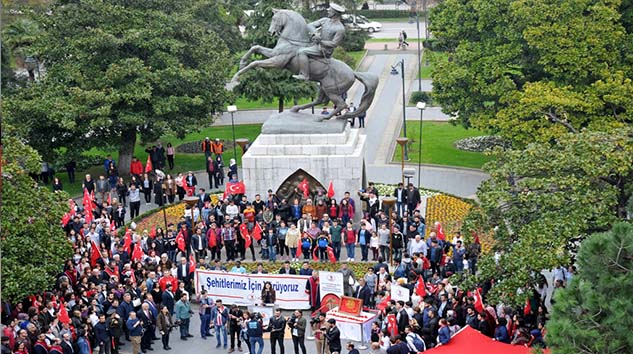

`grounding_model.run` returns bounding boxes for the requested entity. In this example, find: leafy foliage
[461,128,633,305]
[235,0,318,112]
[429,0,633,146]
[547,222,633,354]
[3,0,233,172]
[1,125,73,302]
